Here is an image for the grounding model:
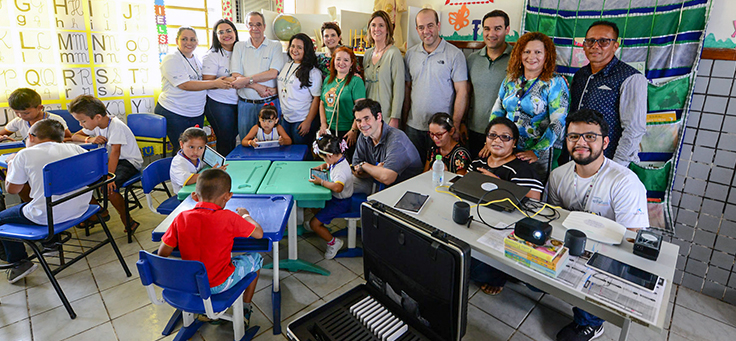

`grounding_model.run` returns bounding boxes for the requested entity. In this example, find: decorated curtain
[523,0,713,231]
